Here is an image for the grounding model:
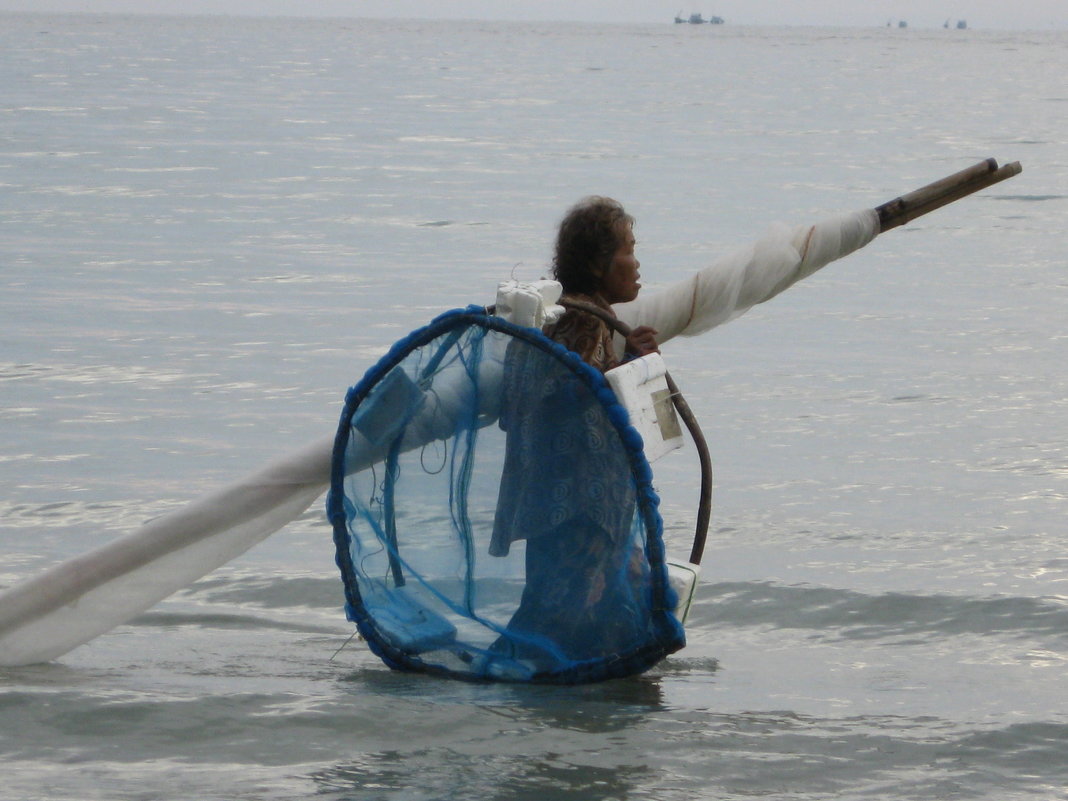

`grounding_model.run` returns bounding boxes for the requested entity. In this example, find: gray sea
[2,12,1067,800]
